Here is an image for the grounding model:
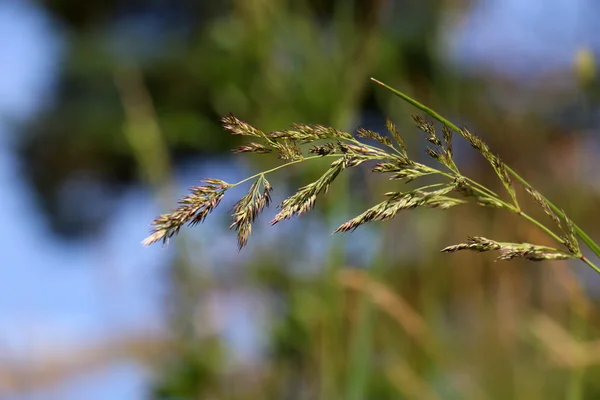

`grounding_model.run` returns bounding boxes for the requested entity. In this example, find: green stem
[580,256,600,275]
[371,78,456,132]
